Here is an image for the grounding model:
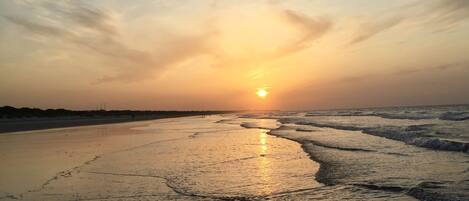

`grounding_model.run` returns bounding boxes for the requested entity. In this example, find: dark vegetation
[0,106,234,133]
[0,106,232,119]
